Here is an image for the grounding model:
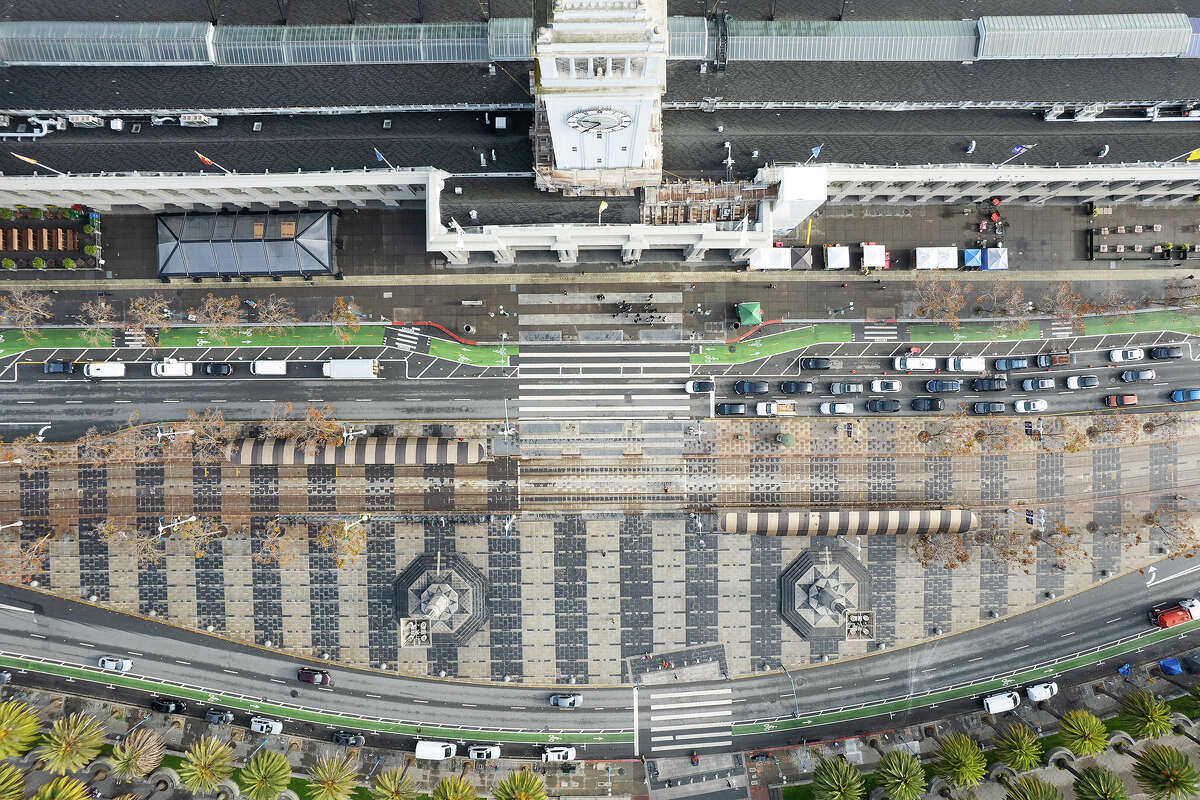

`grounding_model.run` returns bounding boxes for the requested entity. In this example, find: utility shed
[156,211,334,278]
[726,19,978,61]
[976,13,1192,59]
